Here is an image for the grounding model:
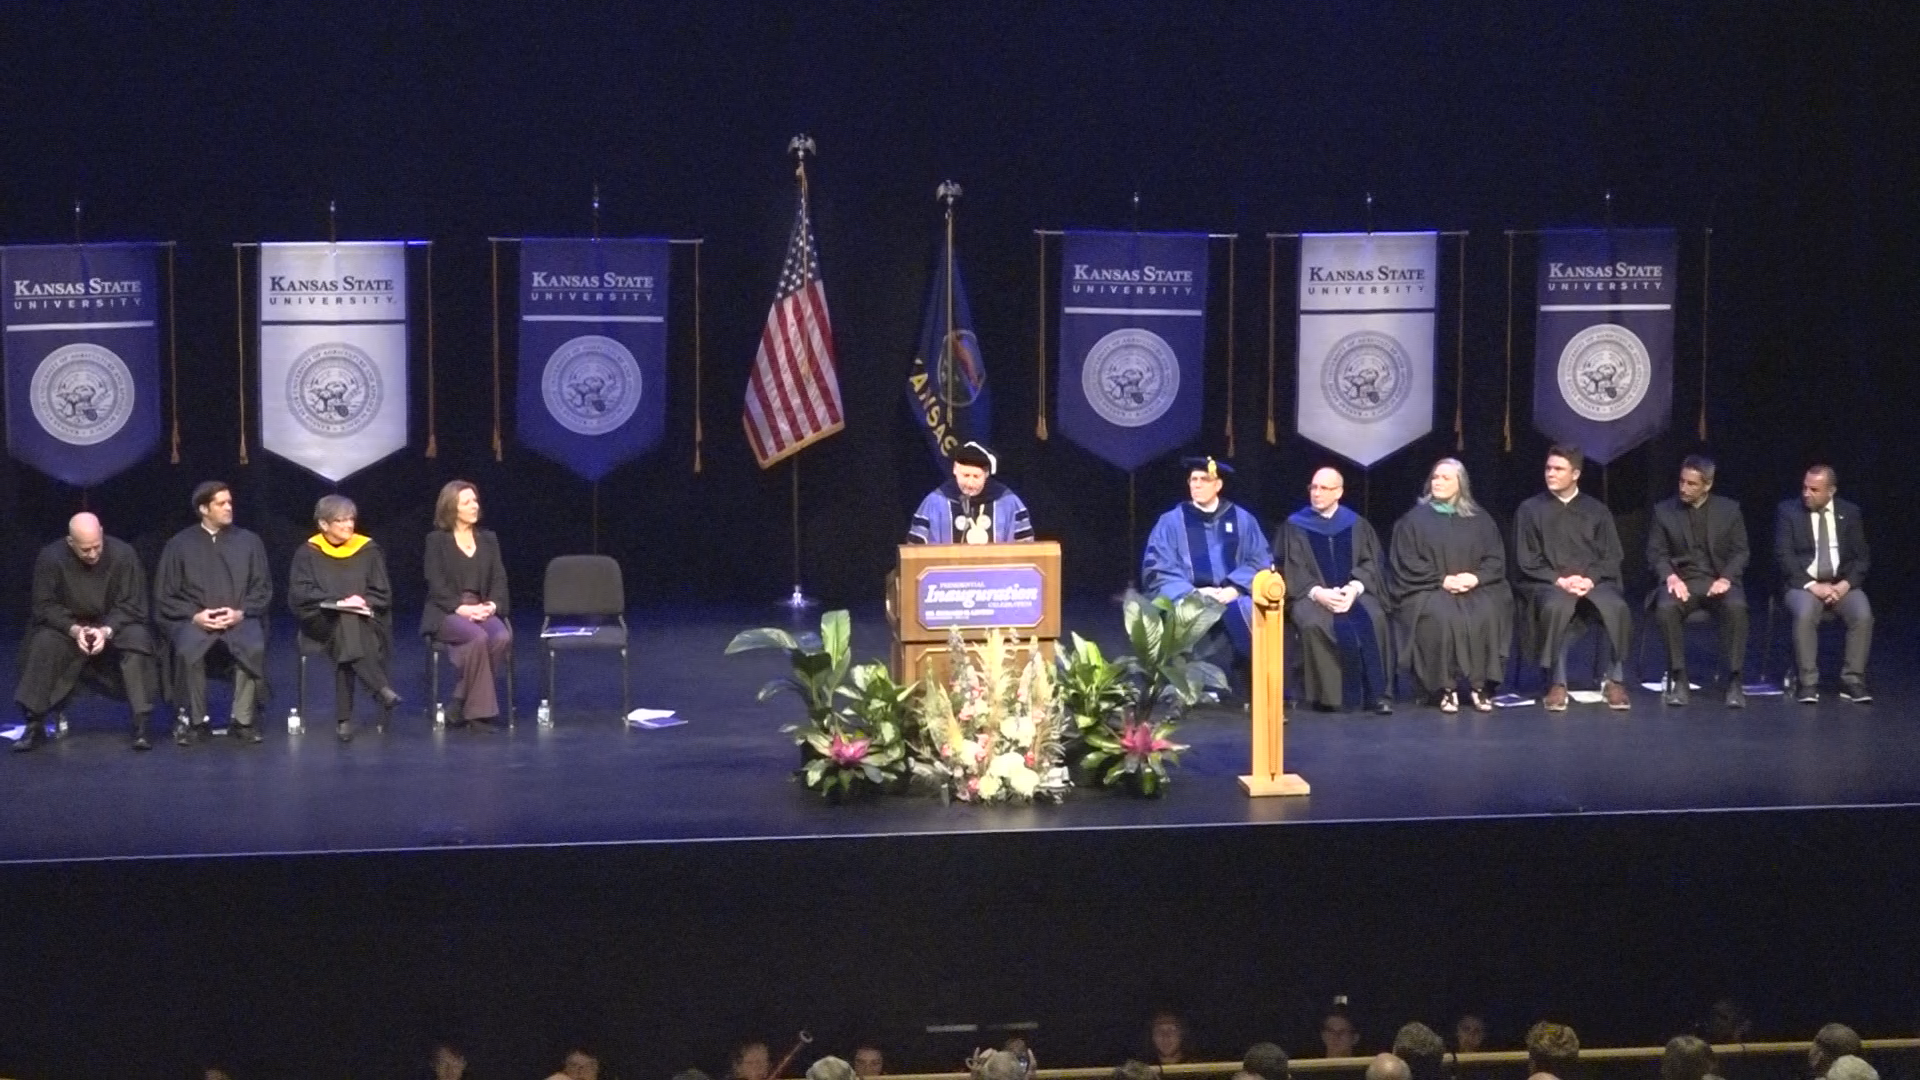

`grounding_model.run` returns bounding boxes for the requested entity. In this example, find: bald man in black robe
[12,513,158,751]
